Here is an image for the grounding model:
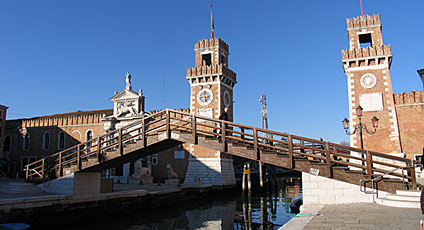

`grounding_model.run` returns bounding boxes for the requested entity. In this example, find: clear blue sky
[1,0,423,144]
